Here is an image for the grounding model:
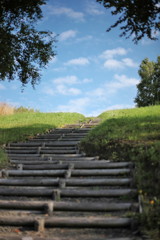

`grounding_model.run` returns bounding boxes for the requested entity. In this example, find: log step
[10,156,99,163]
[0,178,132,186]
[0,200,138,212]
[0,187,137,197]
[1,168,130,177]
[0,237,135,240]
[21,162,133,170]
